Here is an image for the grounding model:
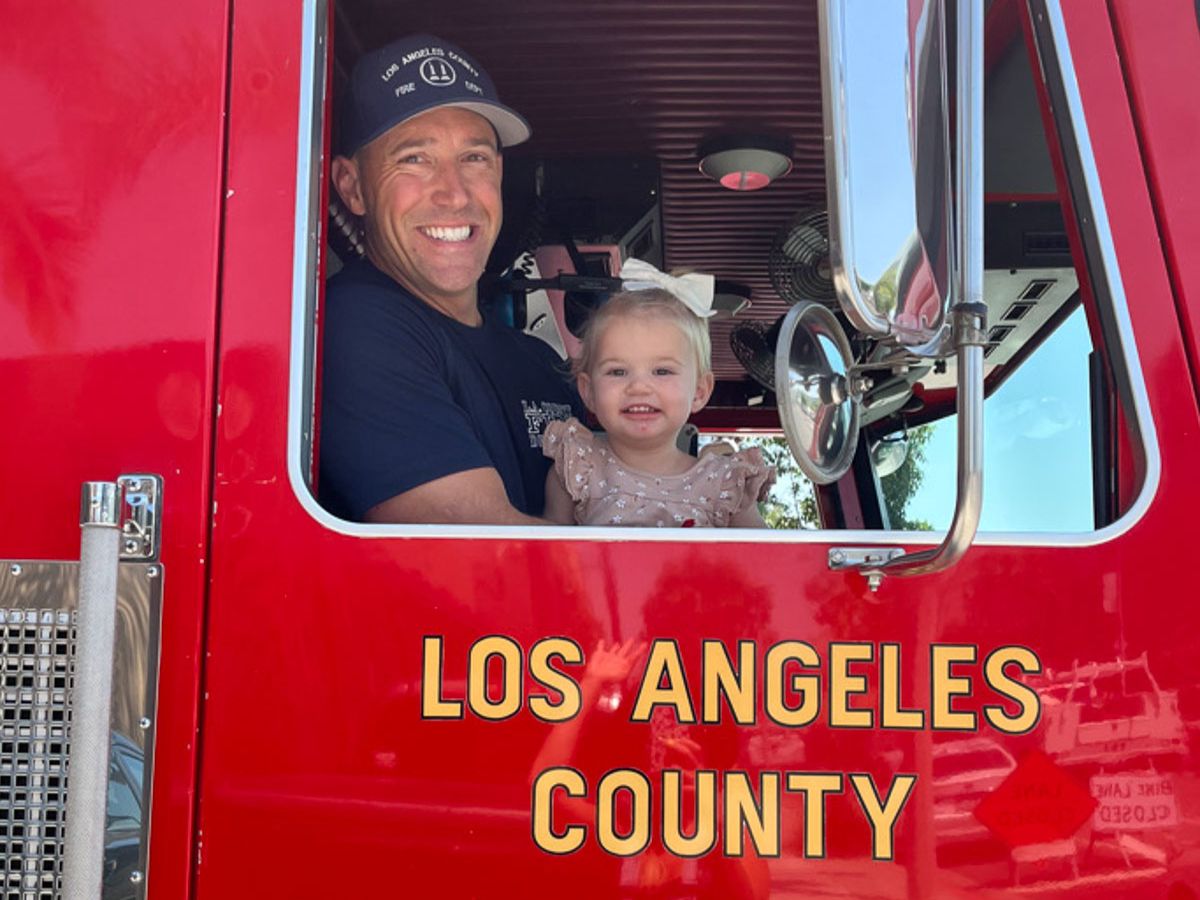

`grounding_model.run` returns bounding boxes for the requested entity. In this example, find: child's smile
[578,316,714,470]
